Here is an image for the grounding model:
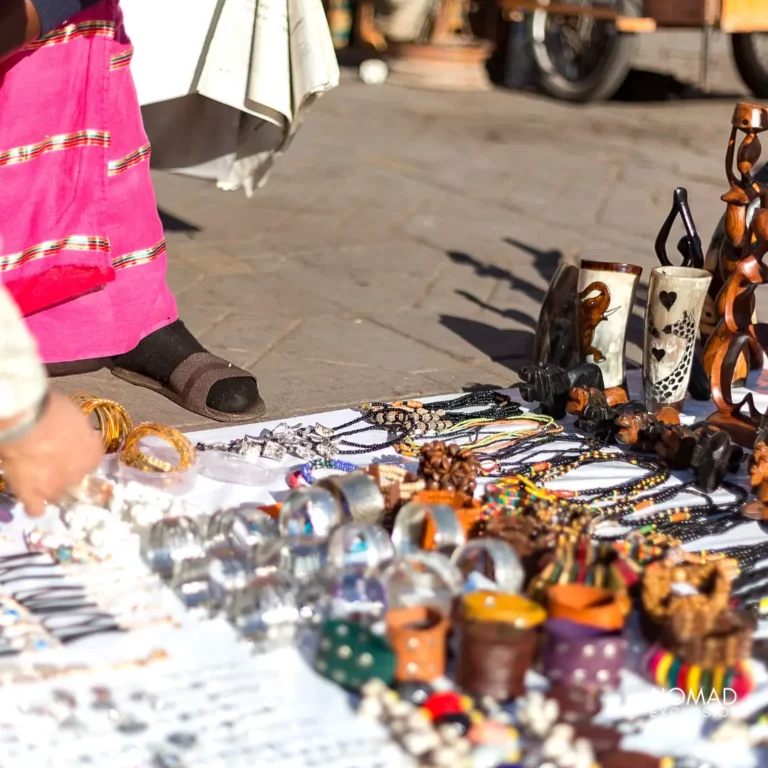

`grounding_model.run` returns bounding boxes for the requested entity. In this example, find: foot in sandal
[110,319,265,423]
